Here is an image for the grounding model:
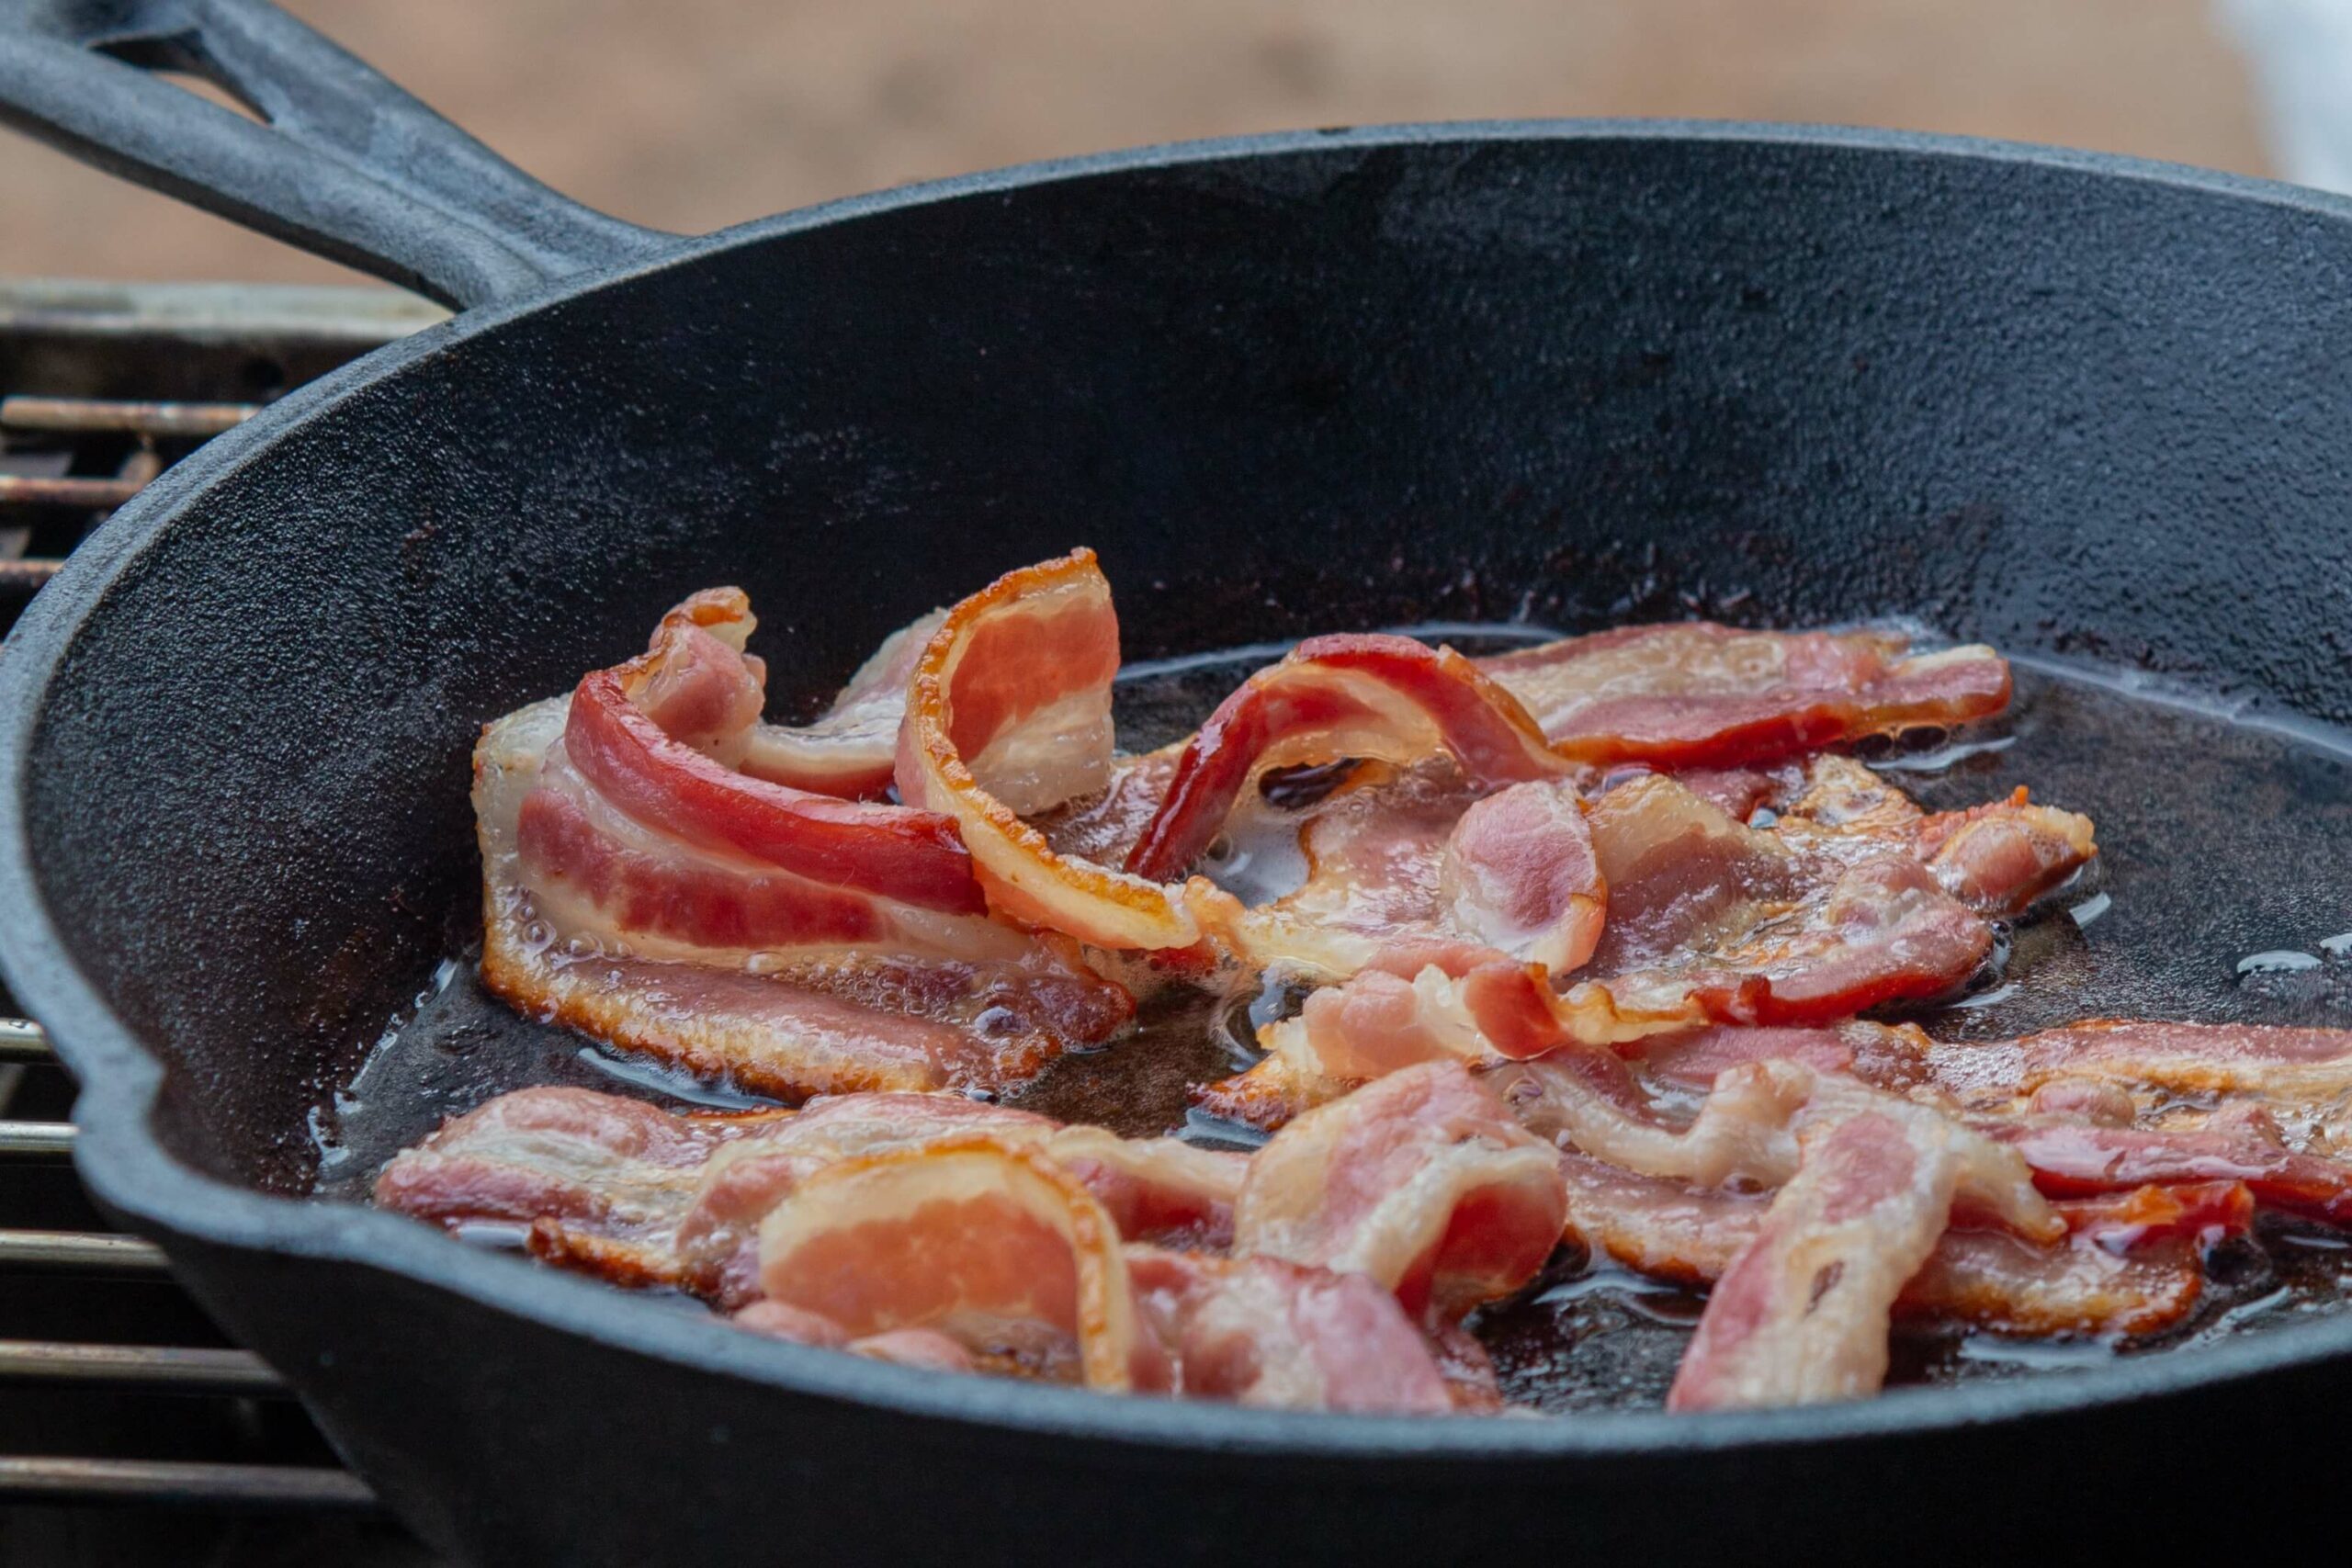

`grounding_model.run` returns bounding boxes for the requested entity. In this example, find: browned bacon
[1233,1062,1567,1323]
[1476,622,2011,769]
[1125,634,1578,883]
[474,586,1136,1099]
[898,550,1200,950]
